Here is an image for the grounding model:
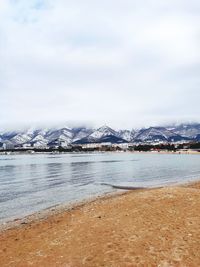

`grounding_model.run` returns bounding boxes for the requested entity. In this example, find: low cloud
[1,0,200,130]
